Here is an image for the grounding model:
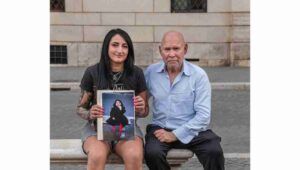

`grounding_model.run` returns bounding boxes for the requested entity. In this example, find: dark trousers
[144,124,225,170]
